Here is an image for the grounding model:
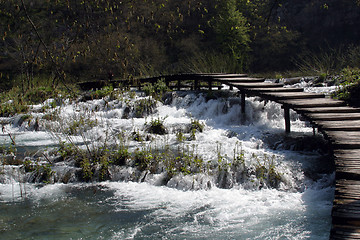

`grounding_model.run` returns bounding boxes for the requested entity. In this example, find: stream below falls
[0,82,335,239]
